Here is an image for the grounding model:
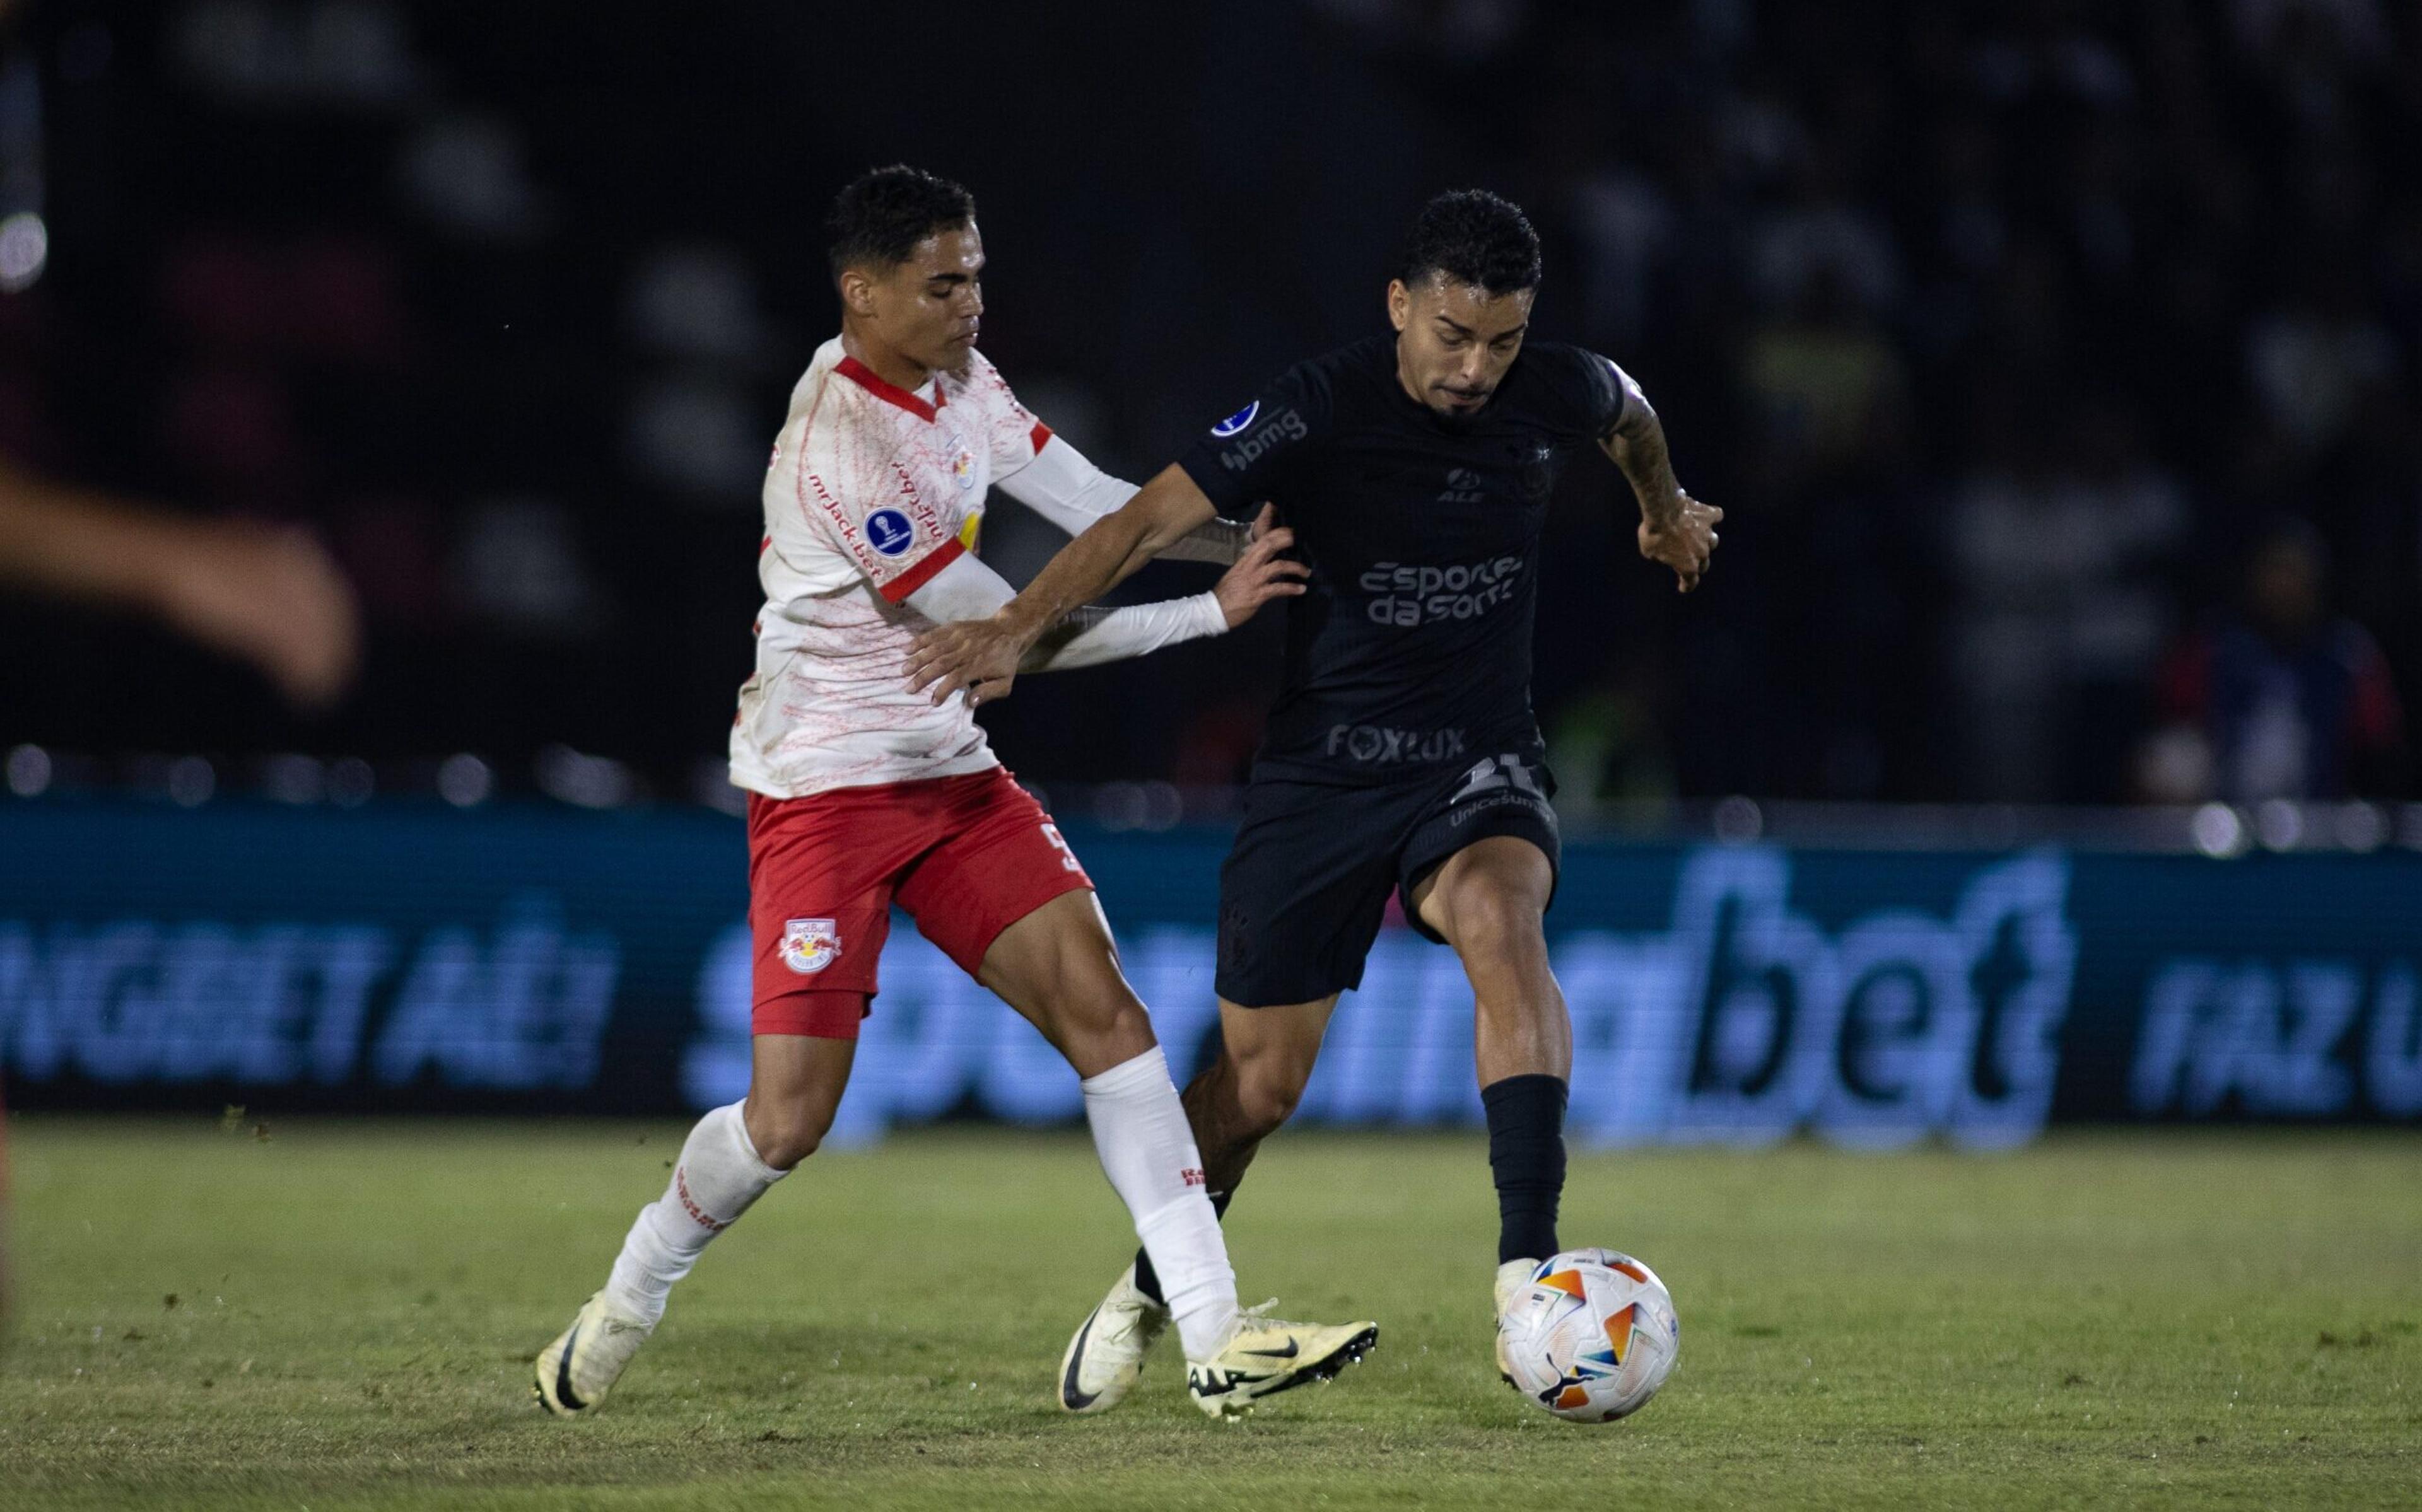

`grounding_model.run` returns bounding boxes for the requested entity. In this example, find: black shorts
[1214,752,1561,1007]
